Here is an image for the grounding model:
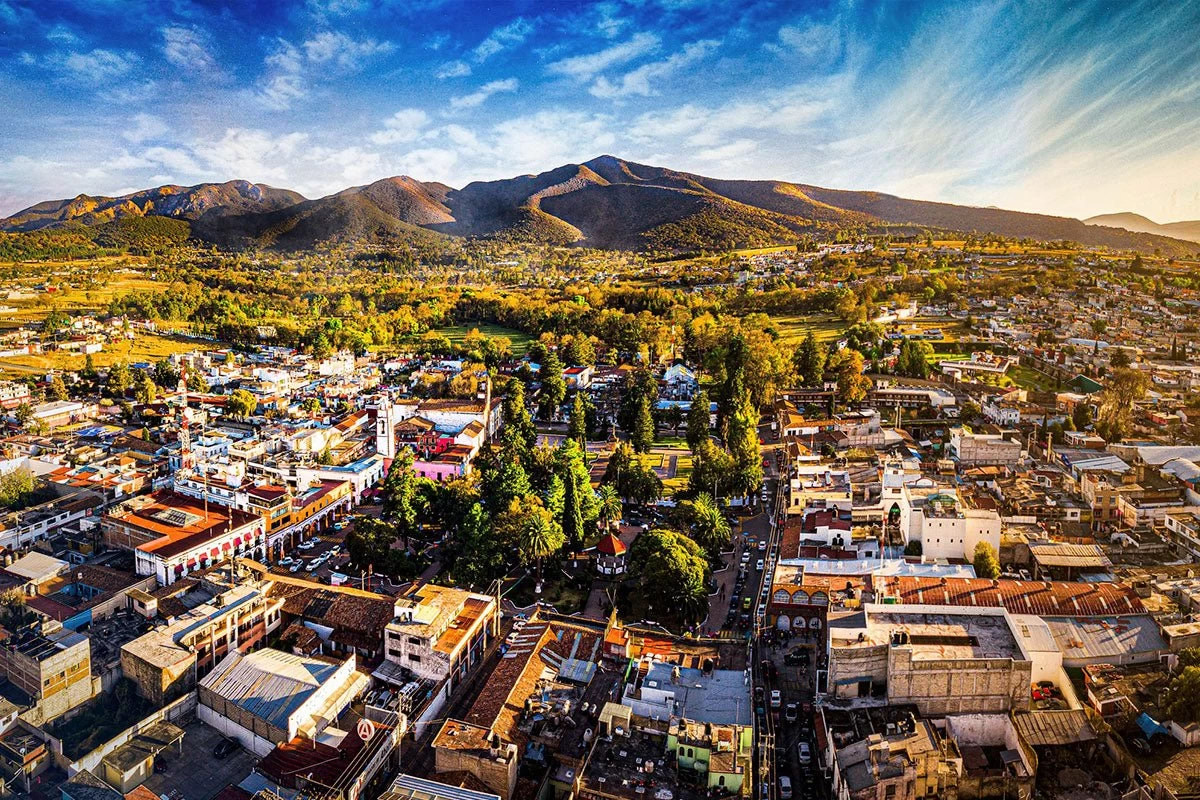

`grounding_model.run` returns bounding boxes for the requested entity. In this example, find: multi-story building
[0,621,94,721]
[1164,508,1200,560]
[121,576,285,704]
[949,429,1023,468]
[102,490,266,584]
[383,584,496,690]
[828,605,1033,716]
[892,484,1002,561]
